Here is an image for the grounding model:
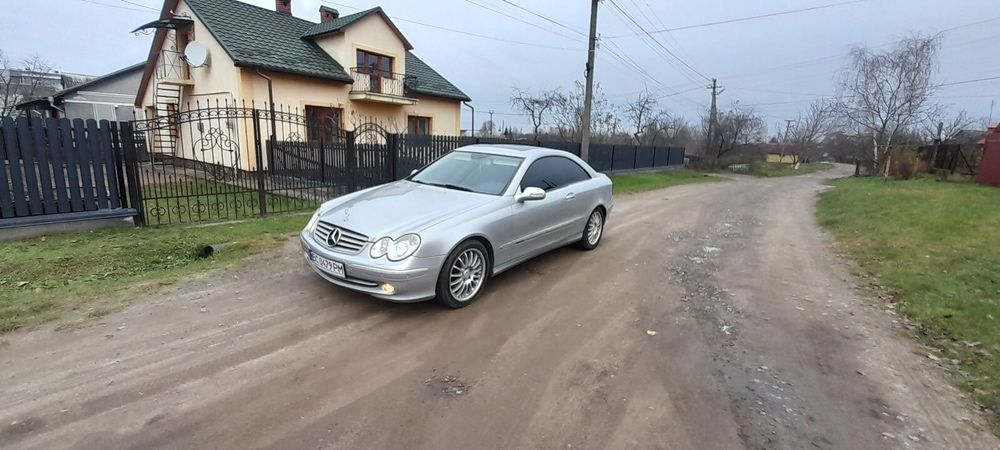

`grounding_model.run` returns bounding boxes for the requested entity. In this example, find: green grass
[750,162,834,177]
[611,170,719,194]
[0,213,310,333]
[817,176,1000,432]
